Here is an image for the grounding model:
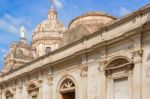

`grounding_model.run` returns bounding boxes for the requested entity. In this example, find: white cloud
[118,7,131,16]
[0,13,25,35]
[54,0,63,9]
[0,48,7,53]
